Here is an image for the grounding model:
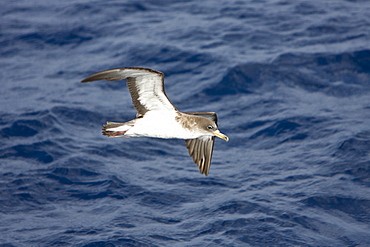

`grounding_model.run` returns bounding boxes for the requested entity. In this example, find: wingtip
[81,75,98,83]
